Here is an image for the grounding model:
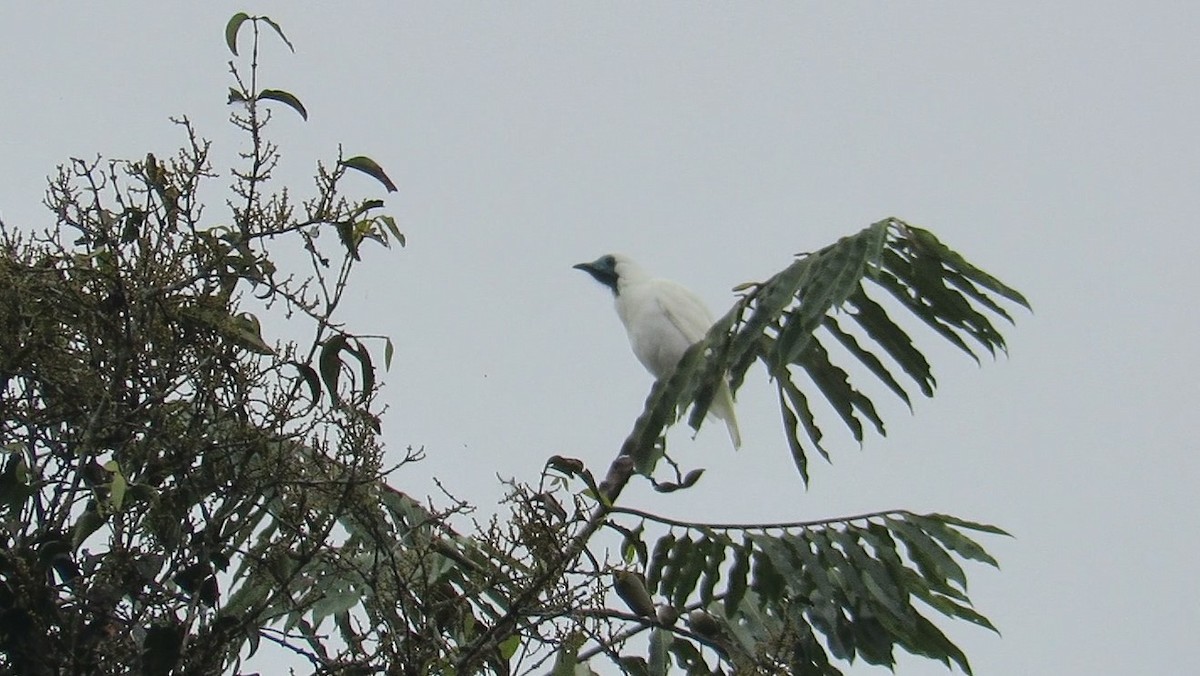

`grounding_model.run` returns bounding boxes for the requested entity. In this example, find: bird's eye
[601,255,616,269]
